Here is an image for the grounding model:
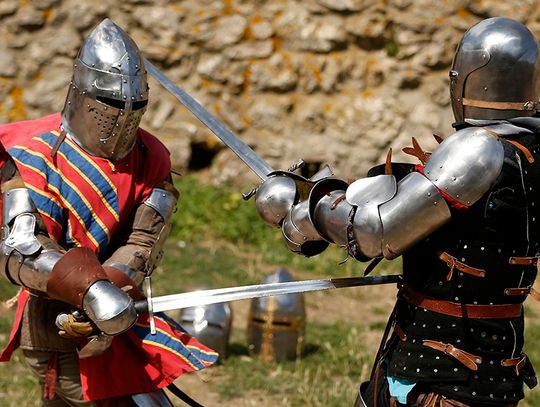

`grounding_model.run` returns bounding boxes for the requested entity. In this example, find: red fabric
[44,351,59,400]
[79,315,218,401]
[0,113,171,250]
[0,289,30,362]
[414,164,470,211]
